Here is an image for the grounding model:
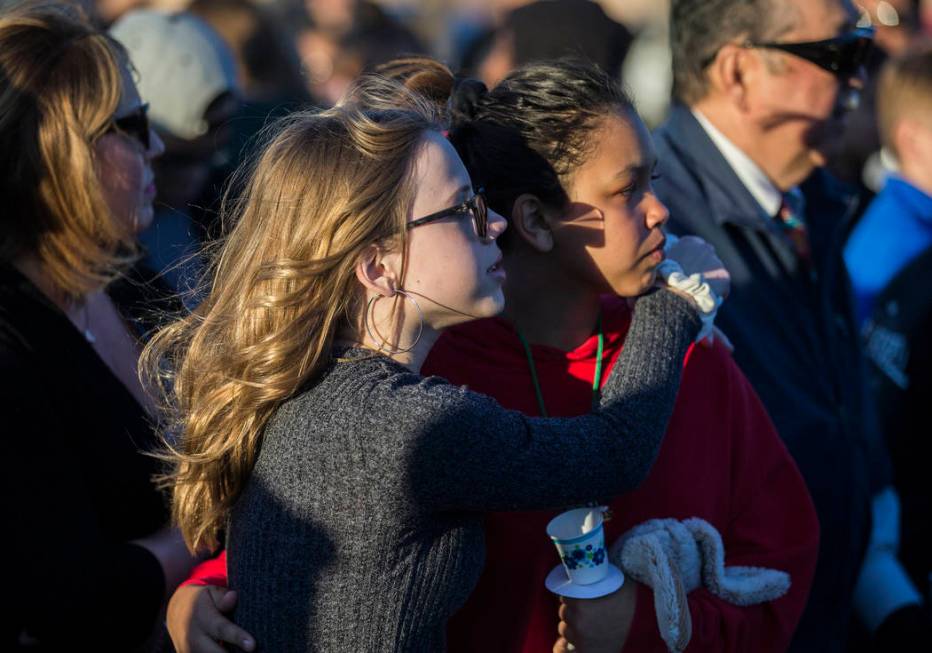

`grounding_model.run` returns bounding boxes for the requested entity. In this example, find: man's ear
[708,43,753,112]
[511,193,556,252]
[355,244,400,296]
